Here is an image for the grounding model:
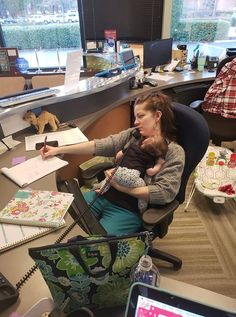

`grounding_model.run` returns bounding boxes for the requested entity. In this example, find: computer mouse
[143,78,158,87]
